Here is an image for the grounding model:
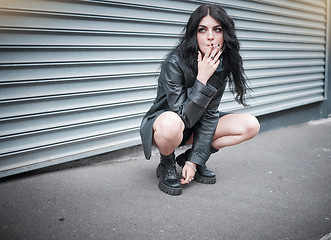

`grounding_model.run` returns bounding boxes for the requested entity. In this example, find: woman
[140,4,260,196]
